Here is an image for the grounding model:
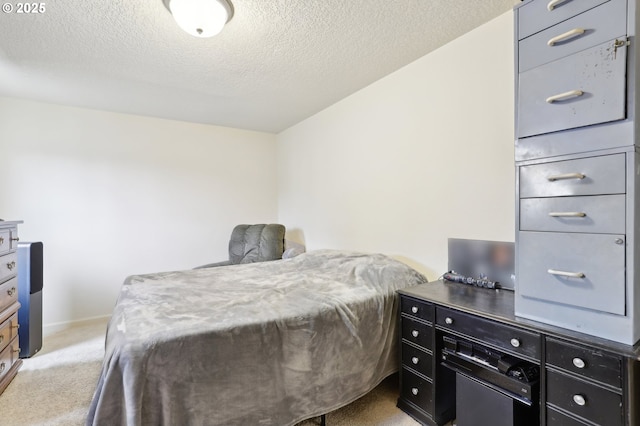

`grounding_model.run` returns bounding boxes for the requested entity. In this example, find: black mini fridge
[17,241,43,358]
